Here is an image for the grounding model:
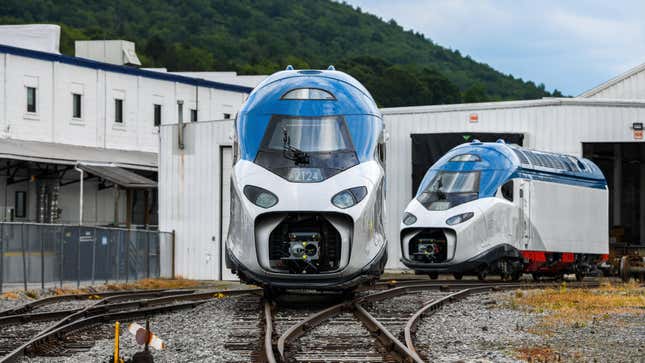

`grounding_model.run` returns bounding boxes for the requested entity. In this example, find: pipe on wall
[74,164,84,225]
